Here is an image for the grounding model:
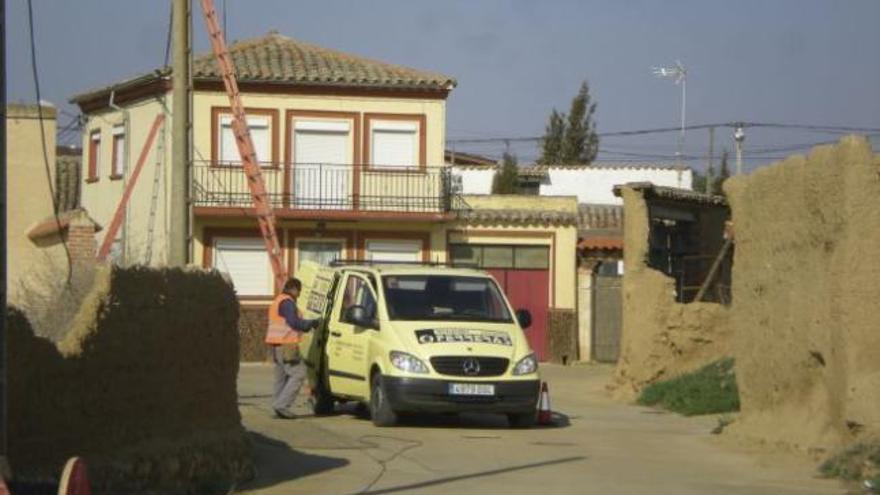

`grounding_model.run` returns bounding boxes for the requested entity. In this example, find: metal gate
[591,274,622,362]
